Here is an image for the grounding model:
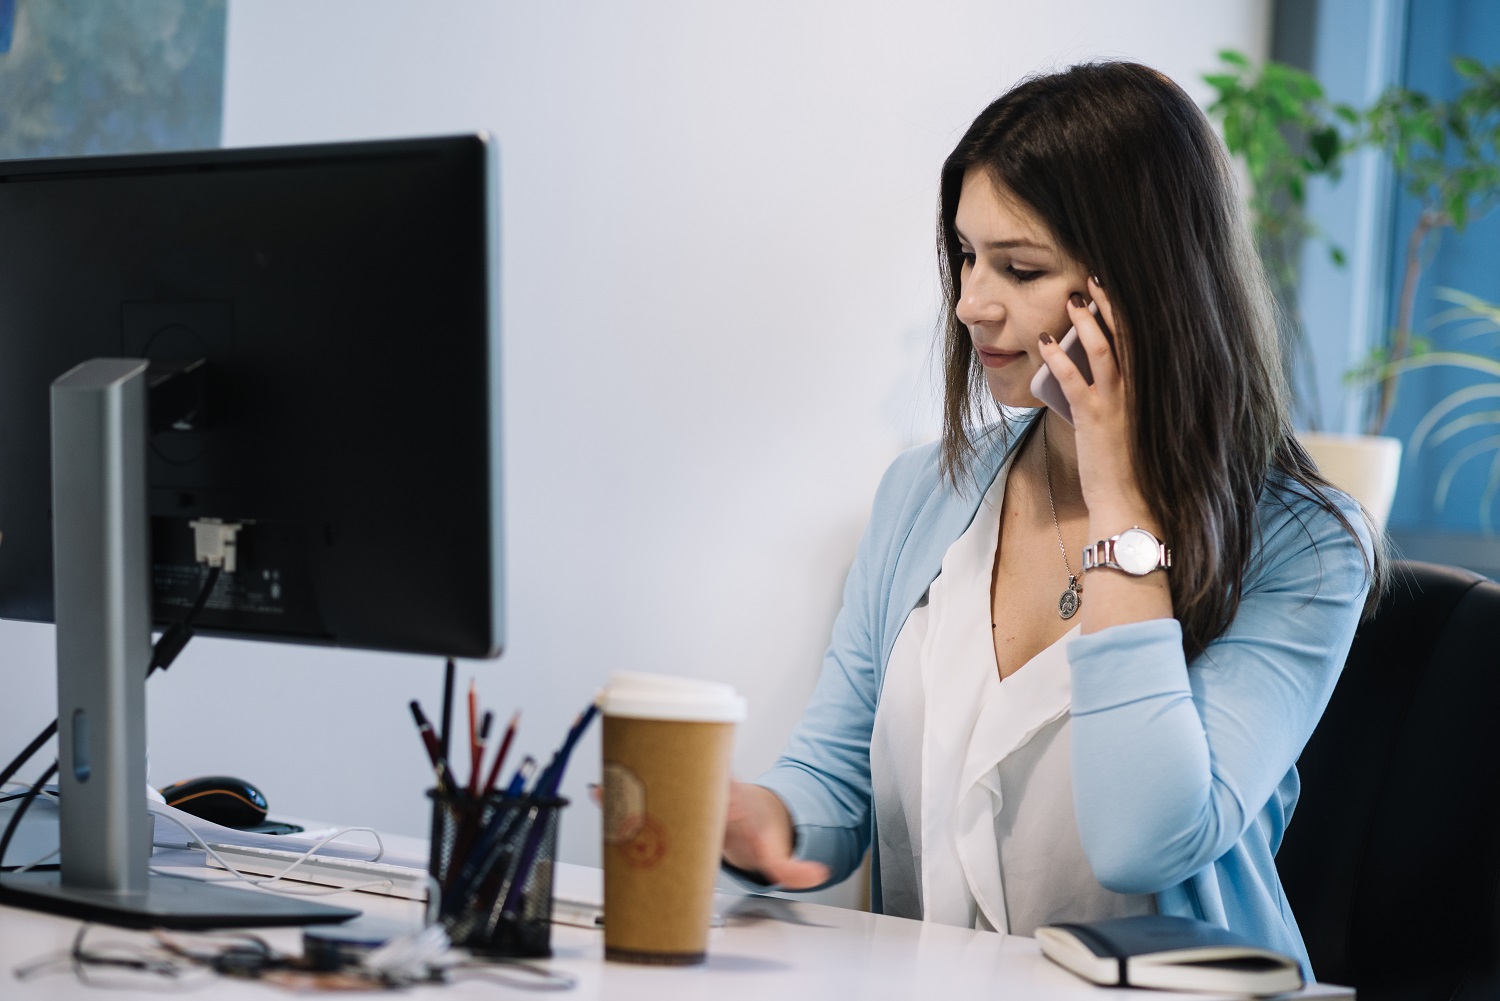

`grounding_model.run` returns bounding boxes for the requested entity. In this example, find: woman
[721,62,1380,975]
